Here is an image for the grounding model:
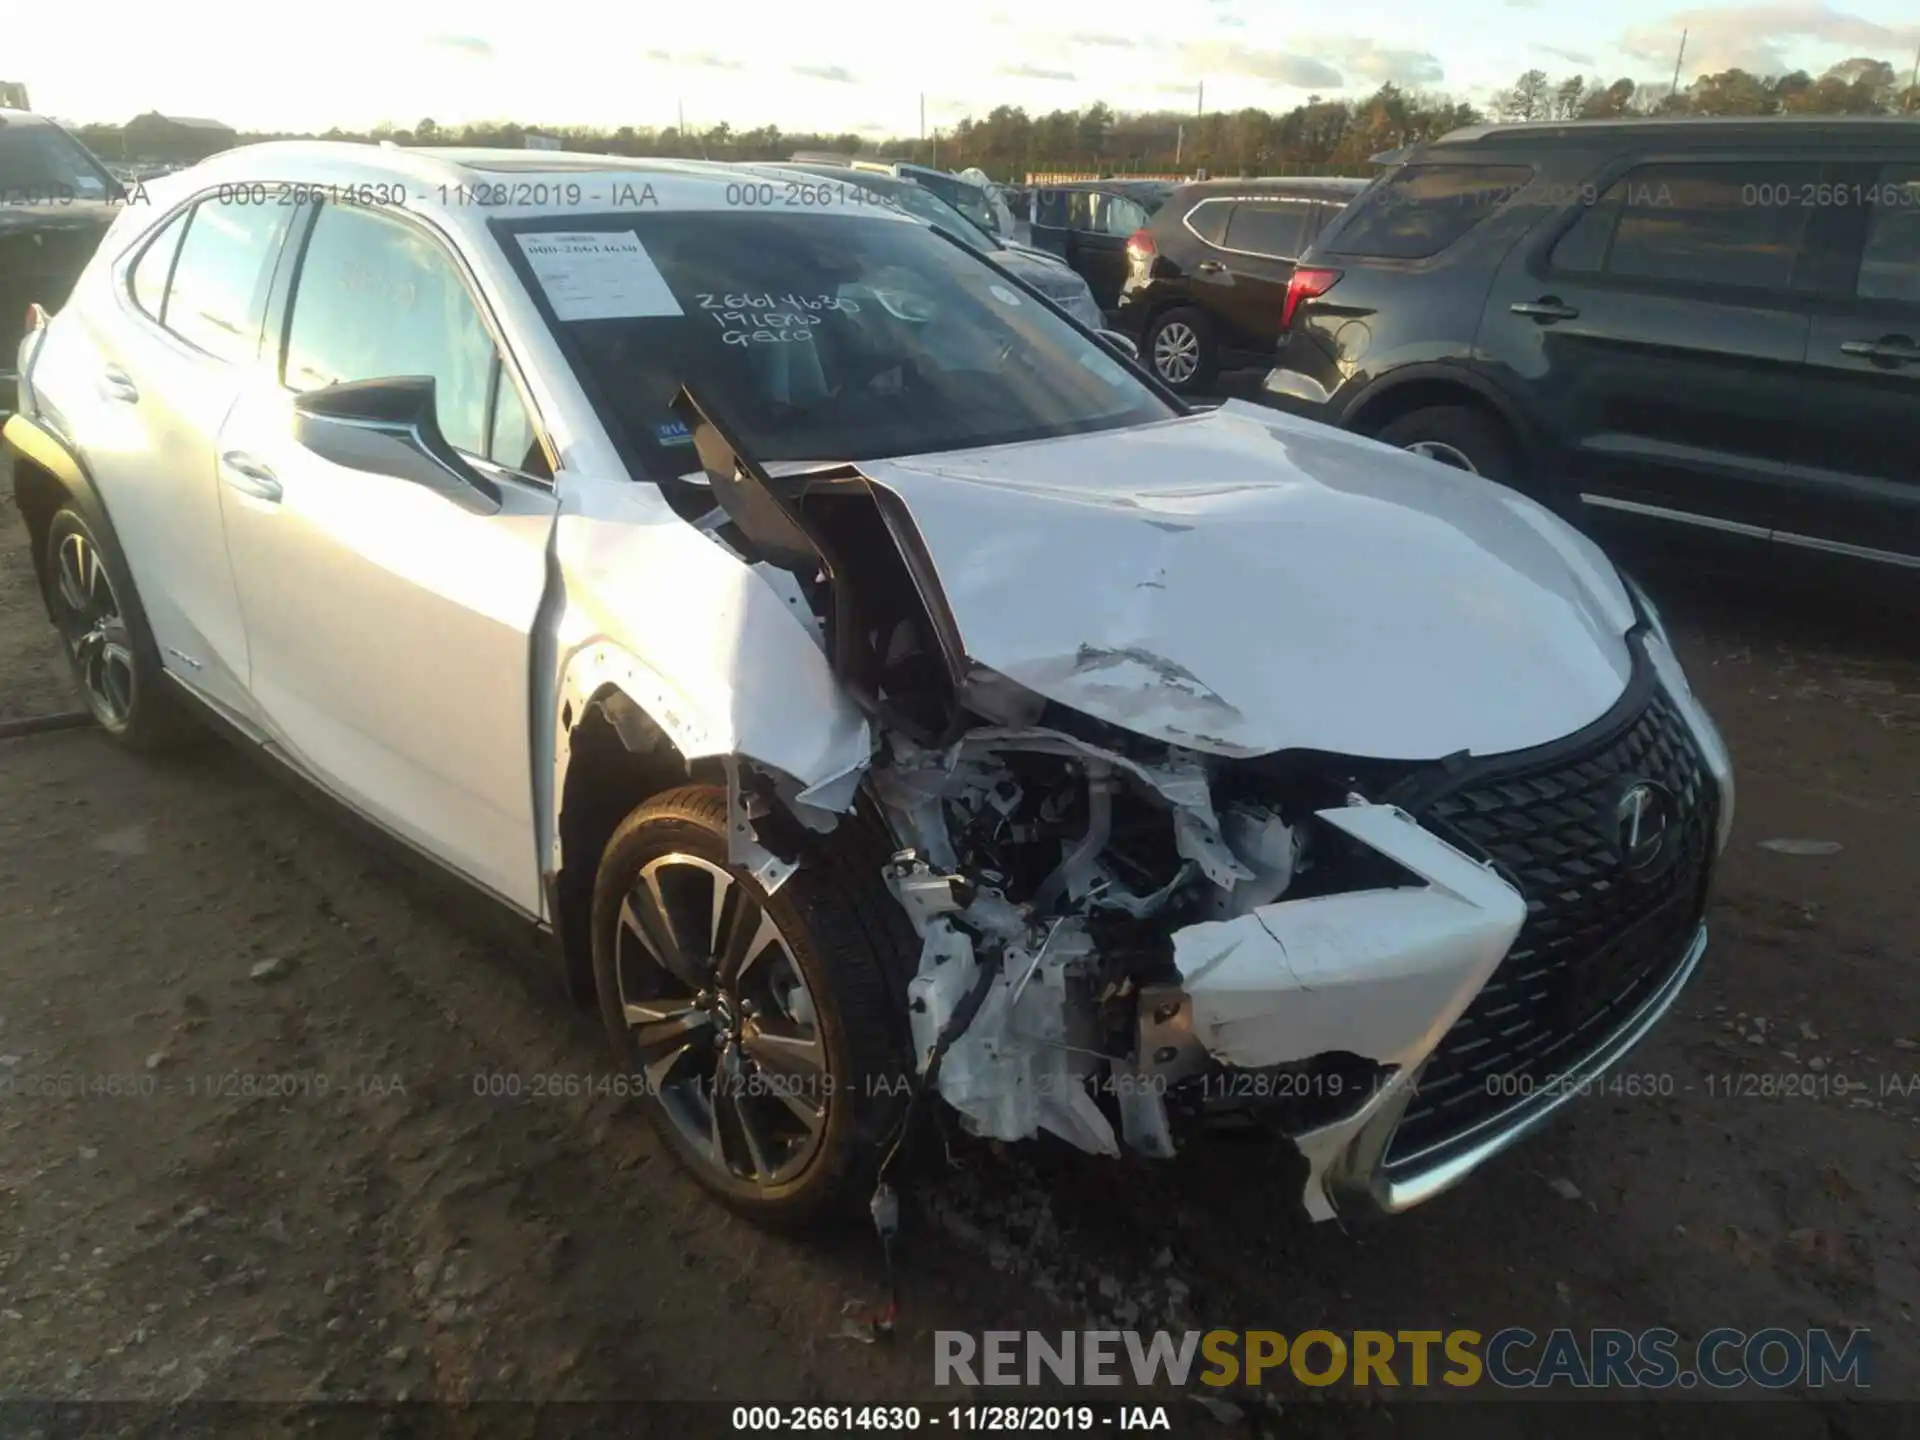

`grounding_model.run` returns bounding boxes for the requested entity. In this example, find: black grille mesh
[1386,685,1715,1164]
